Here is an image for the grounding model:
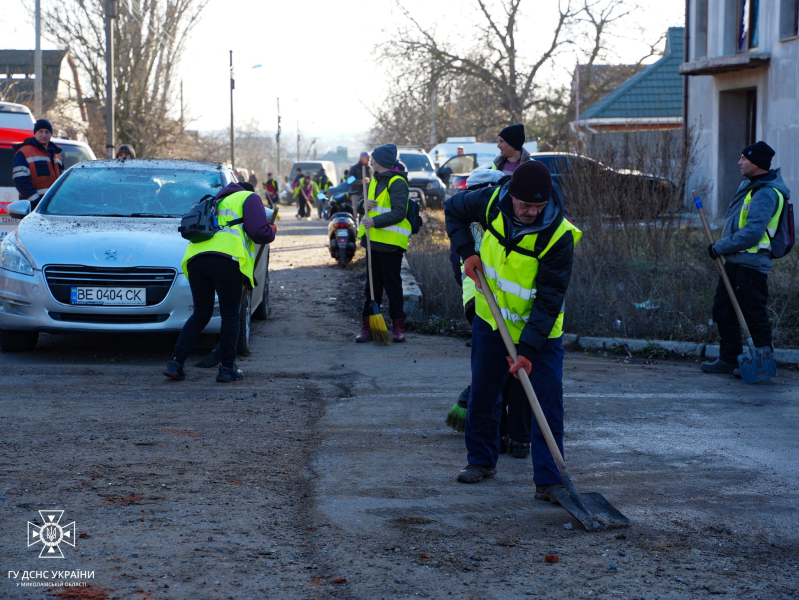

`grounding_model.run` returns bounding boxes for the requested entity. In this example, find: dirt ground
[1,203,798,600]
